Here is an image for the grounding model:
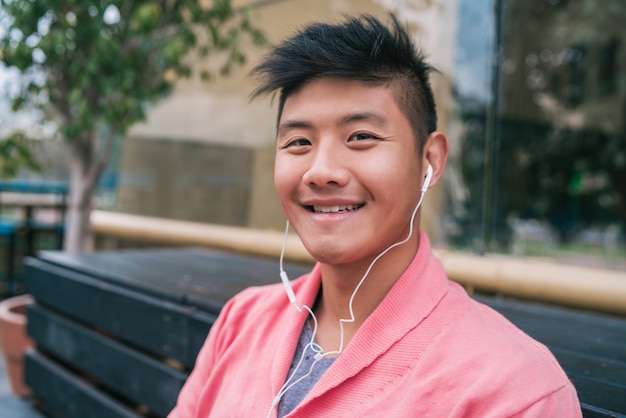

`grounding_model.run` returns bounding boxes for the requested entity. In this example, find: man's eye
[350,132,378,141]
[286,138,311,147]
